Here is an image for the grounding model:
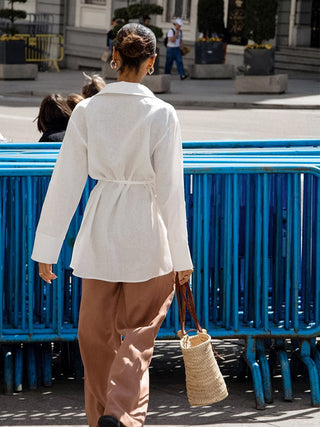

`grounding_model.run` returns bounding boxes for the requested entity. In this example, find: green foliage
[114,2,163,39]
[244,0,278,45]
[148,24,163,40]
[197,0,224,37]
[0,0,28,35]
